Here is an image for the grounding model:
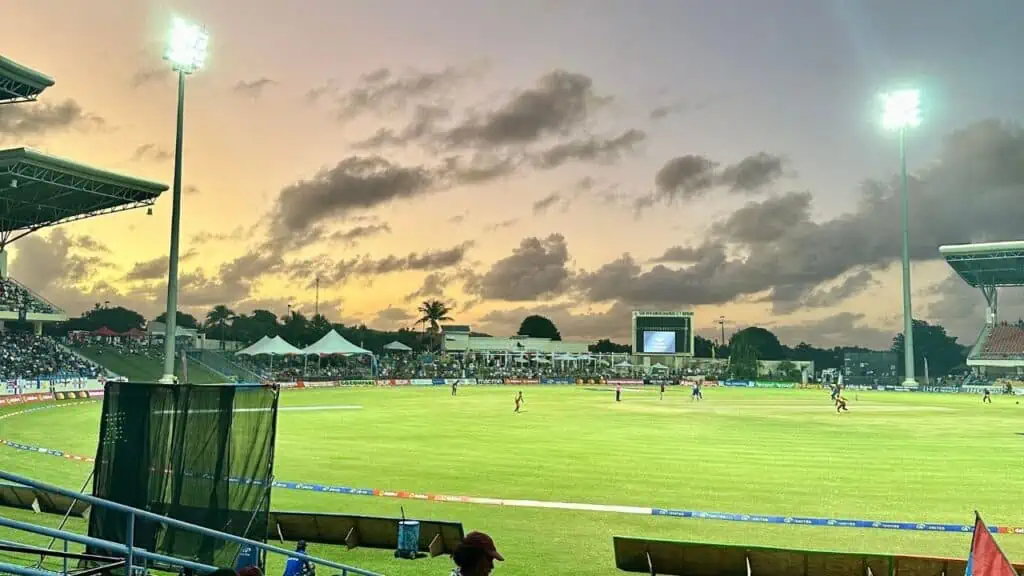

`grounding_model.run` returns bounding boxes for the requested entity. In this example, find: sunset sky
[3,0,1024,348]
